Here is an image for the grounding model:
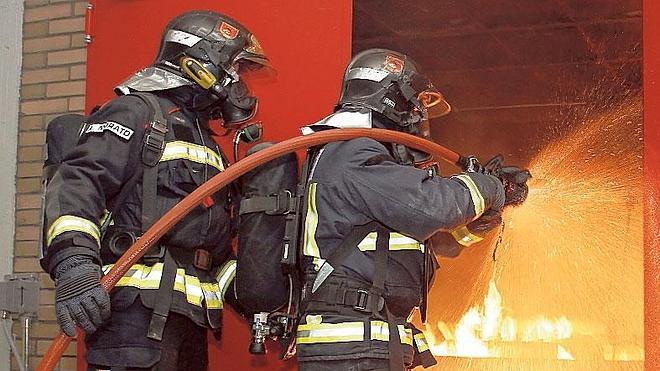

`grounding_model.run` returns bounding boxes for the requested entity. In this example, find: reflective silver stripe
[370,320,389,341]
[450,226,484,247]
[453,174,486,218]
[165,29,202,47]
[357,232,424,252]
[297,321,364,344]
[346,67,389,82]
[103,263,225,309]
[370,321,413,345]
[160,141,225,171]
[47,215,100,246]
[414,332,430,352]
[216,259,237,298]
